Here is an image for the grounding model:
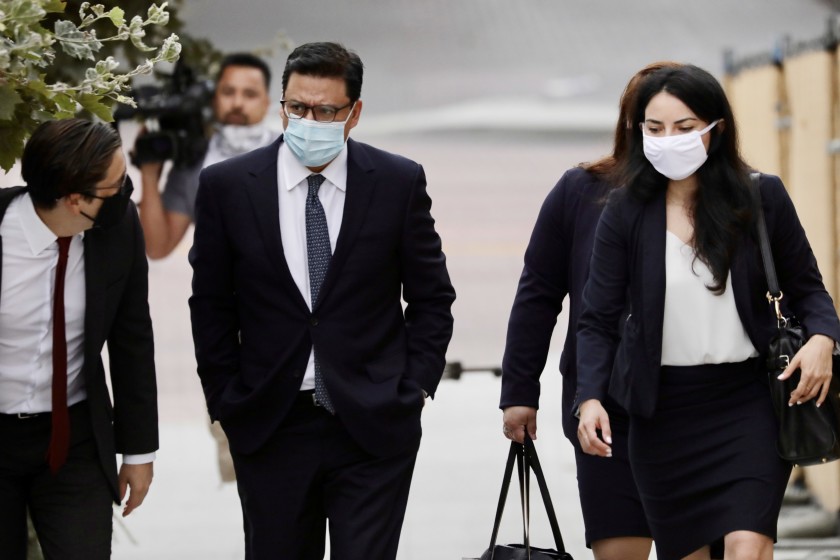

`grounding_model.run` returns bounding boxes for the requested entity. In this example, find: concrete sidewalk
[110,358,588,559]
